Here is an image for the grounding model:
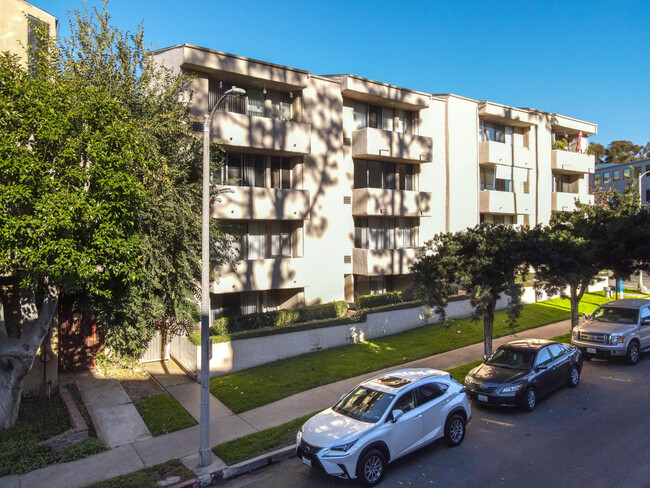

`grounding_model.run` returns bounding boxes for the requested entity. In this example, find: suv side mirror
[391,409,404,423]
